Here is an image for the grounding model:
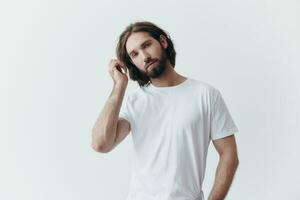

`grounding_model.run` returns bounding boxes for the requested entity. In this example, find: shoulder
[124,85,146,103]
[188,78,220,95]
[187,78,224,106]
